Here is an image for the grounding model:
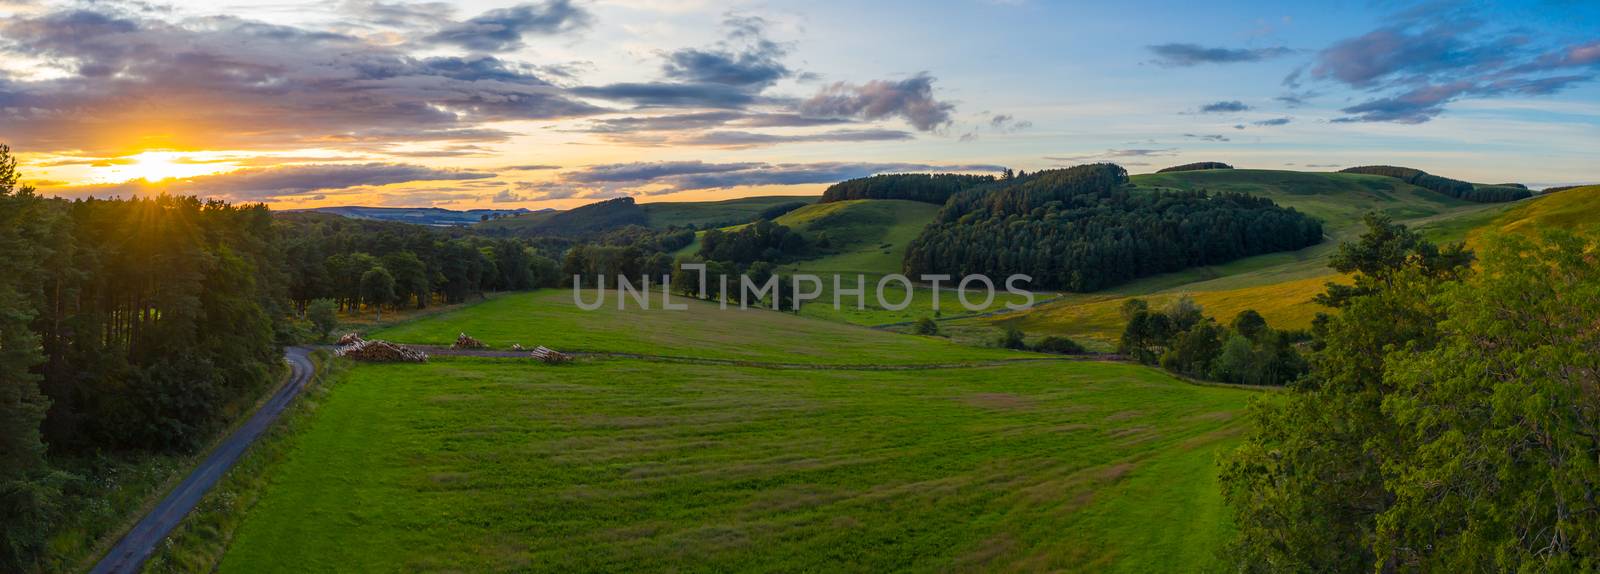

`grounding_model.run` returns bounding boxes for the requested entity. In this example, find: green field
[209,304,1259,574]
[173,288,1266,572]
[370,288,1022,365]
